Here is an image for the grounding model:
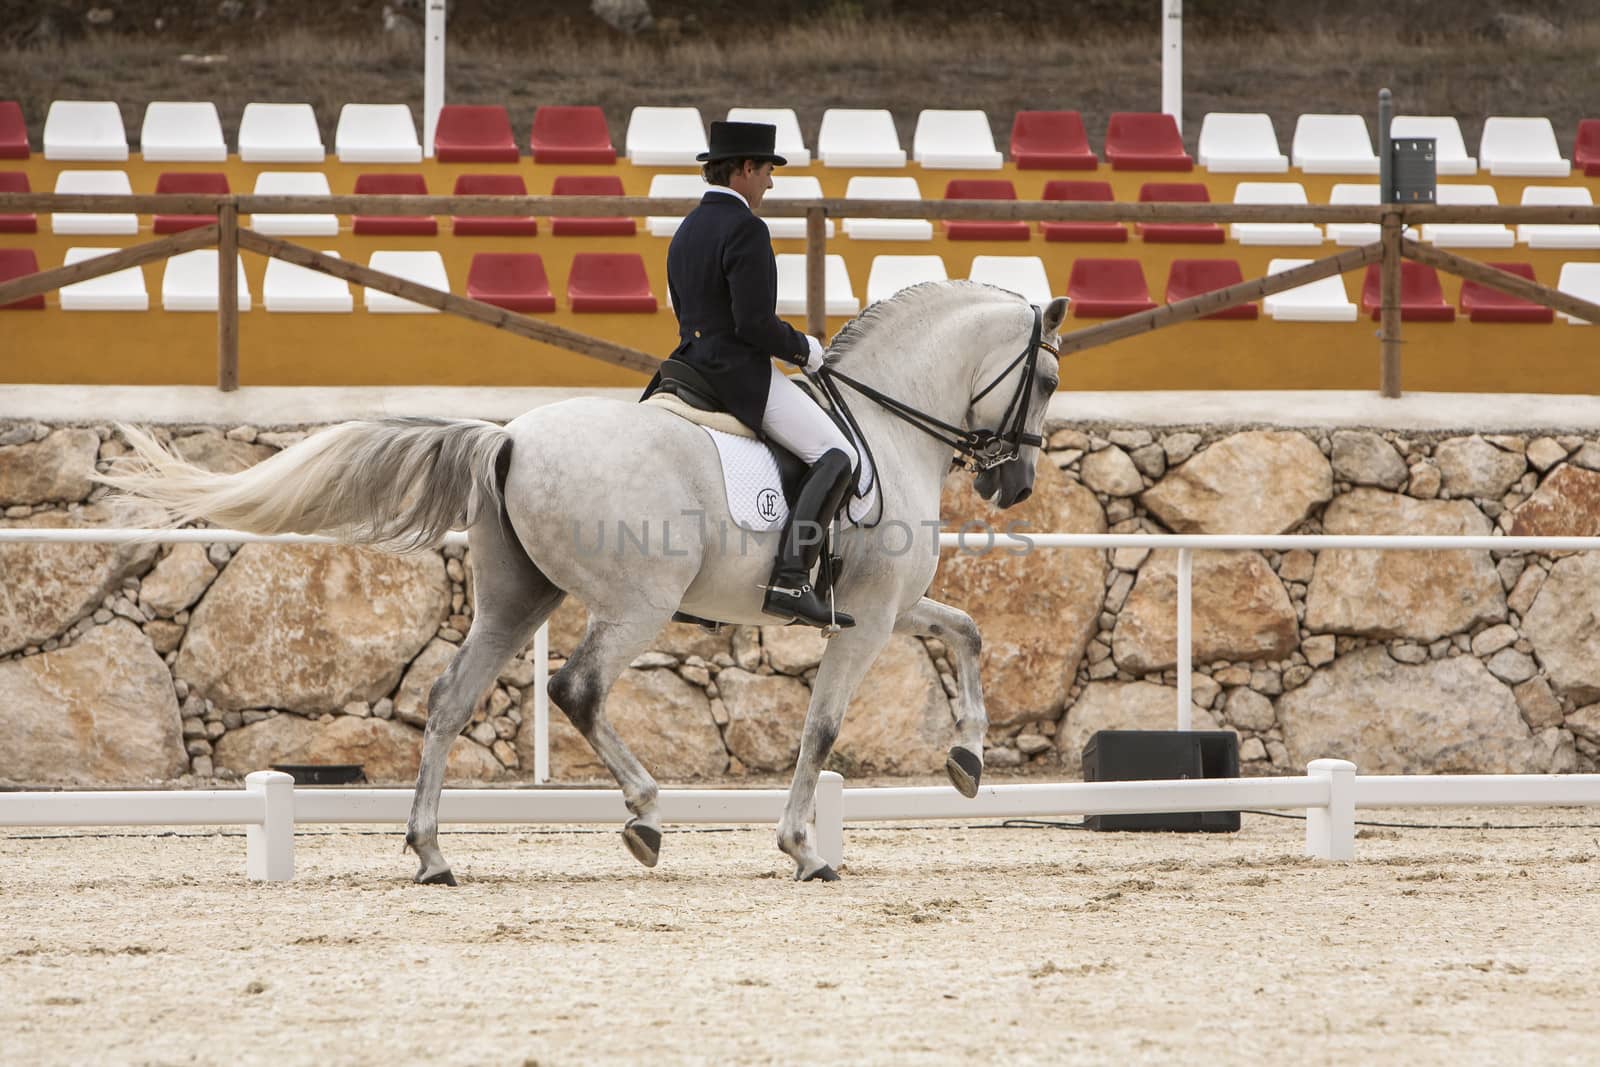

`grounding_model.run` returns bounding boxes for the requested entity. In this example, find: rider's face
[730,161,775,209]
